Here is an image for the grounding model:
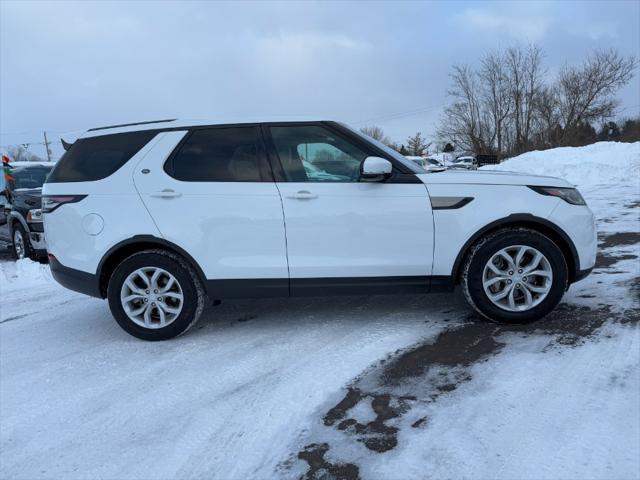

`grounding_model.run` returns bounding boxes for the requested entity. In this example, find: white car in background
[450,155,478,170]
[405,156,446,172]
[43,119,596,340]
